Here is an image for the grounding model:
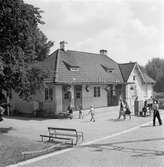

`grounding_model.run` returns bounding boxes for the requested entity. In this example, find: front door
[107,85,112,106]
[74,85,82,110]
[62,85,71,112]
[107,85,121,106]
